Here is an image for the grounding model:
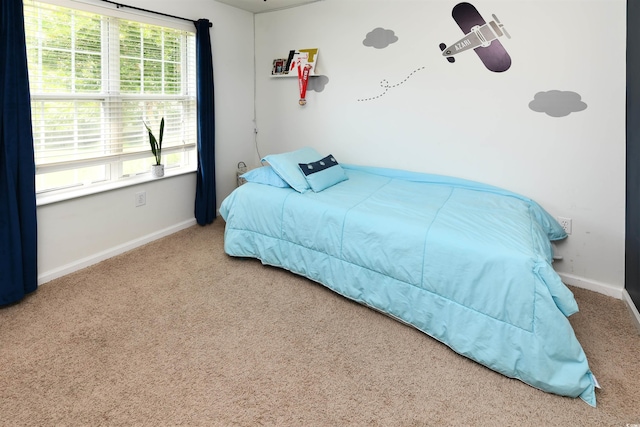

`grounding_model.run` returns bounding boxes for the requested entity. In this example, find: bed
[219,147,597,406]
